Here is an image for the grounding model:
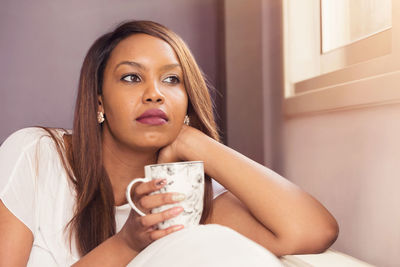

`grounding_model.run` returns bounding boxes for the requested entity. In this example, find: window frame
[283,0,400,117]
